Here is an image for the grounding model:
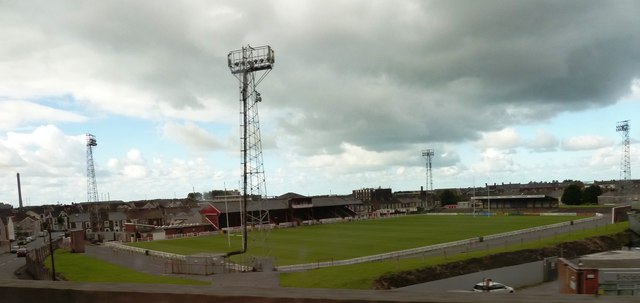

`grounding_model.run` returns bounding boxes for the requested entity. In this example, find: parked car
[472,280,514,293]
[16,247,29,257]
[10,245,20,253]
[26,236,33,242]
